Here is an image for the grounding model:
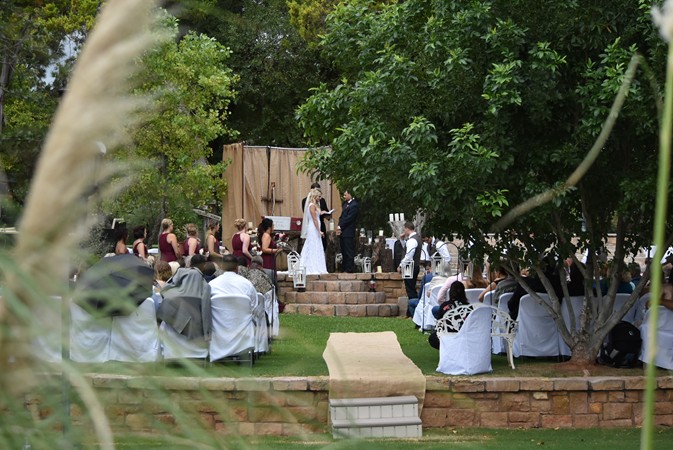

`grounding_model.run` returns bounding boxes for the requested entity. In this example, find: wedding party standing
[231,218,253,265]
[159,218,180,262]
[300,188,328,274]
